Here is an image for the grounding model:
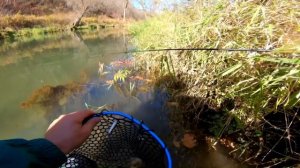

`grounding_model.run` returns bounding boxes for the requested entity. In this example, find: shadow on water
[152,75,248,168]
